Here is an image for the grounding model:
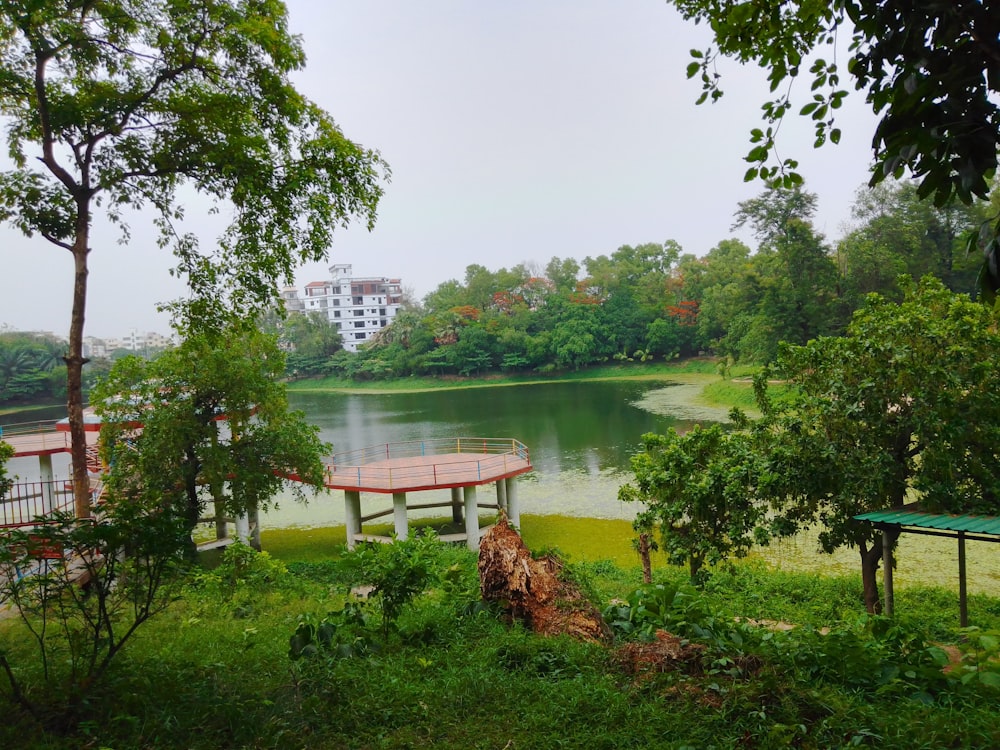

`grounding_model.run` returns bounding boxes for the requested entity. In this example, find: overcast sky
[1,0,879,340]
